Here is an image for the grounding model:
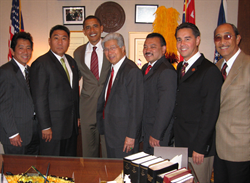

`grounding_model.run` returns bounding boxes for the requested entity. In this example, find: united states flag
[8,0,24,61]
[214,0,227,64]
